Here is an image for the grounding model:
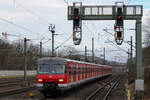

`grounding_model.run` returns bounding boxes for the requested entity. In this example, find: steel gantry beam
[67,2,143,98]
[68,4,142,20]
